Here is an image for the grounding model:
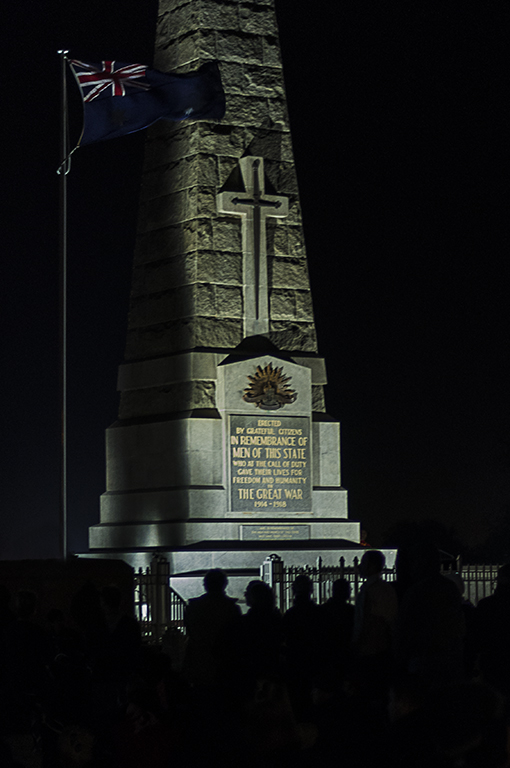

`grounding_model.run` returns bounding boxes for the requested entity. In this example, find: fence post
[261,554,284,612]
[134,567,144,626]
[316,556,323,604]
[260,555,273,585]
[353,556,360,600]
[150,555,170,642]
